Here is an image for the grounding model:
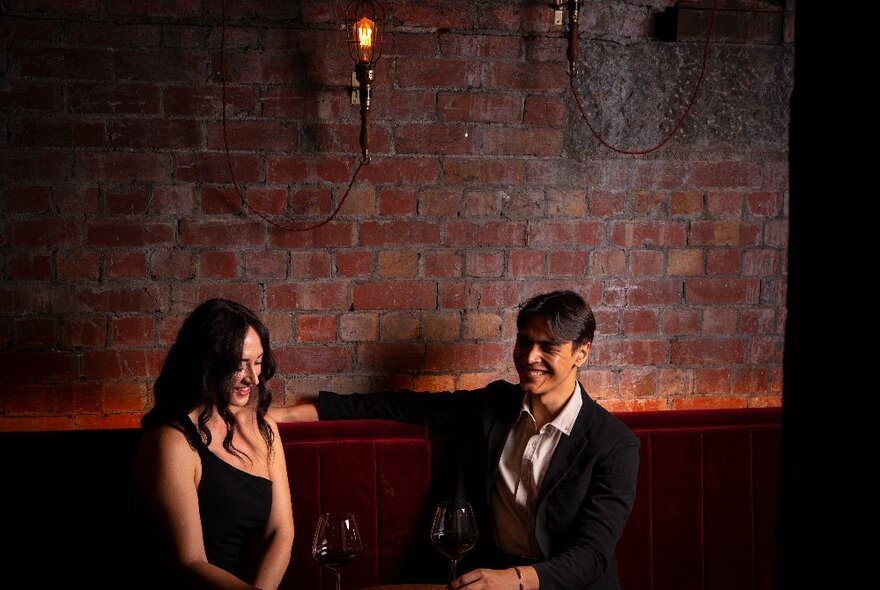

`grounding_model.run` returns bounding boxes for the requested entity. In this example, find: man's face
[513,315,590,401]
